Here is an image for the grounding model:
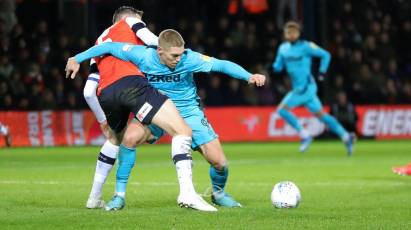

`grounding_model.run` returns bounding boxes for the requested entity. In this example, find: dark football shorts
[98,75,168,133]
